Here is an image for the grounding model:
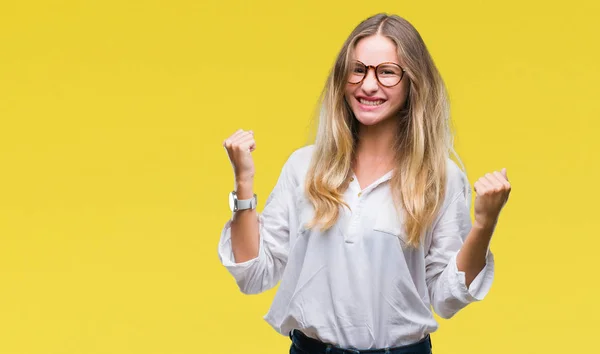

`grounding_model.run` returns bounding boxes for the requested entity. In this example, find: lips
[356,96,386,108]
